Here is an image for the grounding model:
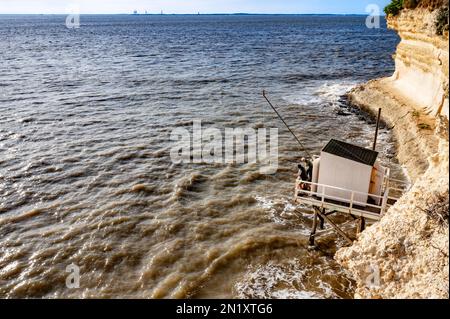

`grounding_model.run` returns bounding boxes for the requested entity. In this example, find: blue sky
[0,0,392,14]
